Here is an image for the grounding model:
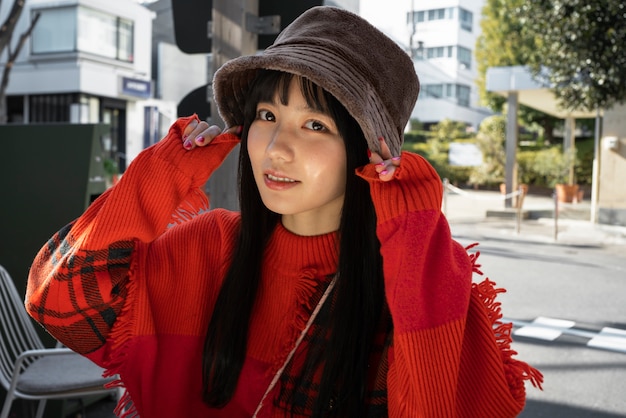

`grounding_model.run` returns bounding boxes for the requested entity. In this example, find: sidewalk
[443,188,626,248]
